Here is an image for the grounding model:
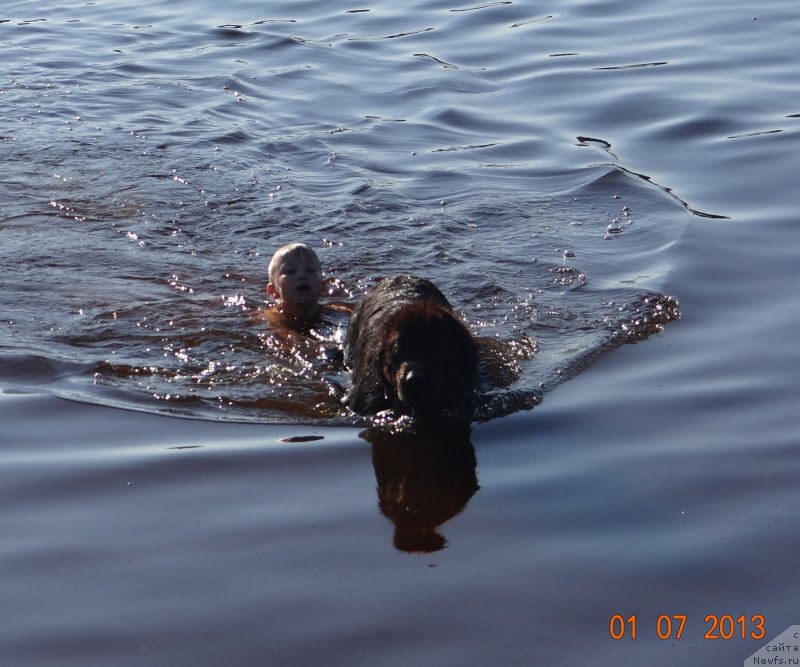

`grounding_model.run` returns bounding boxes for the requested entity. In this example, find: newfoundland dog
[343,276,478,420]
